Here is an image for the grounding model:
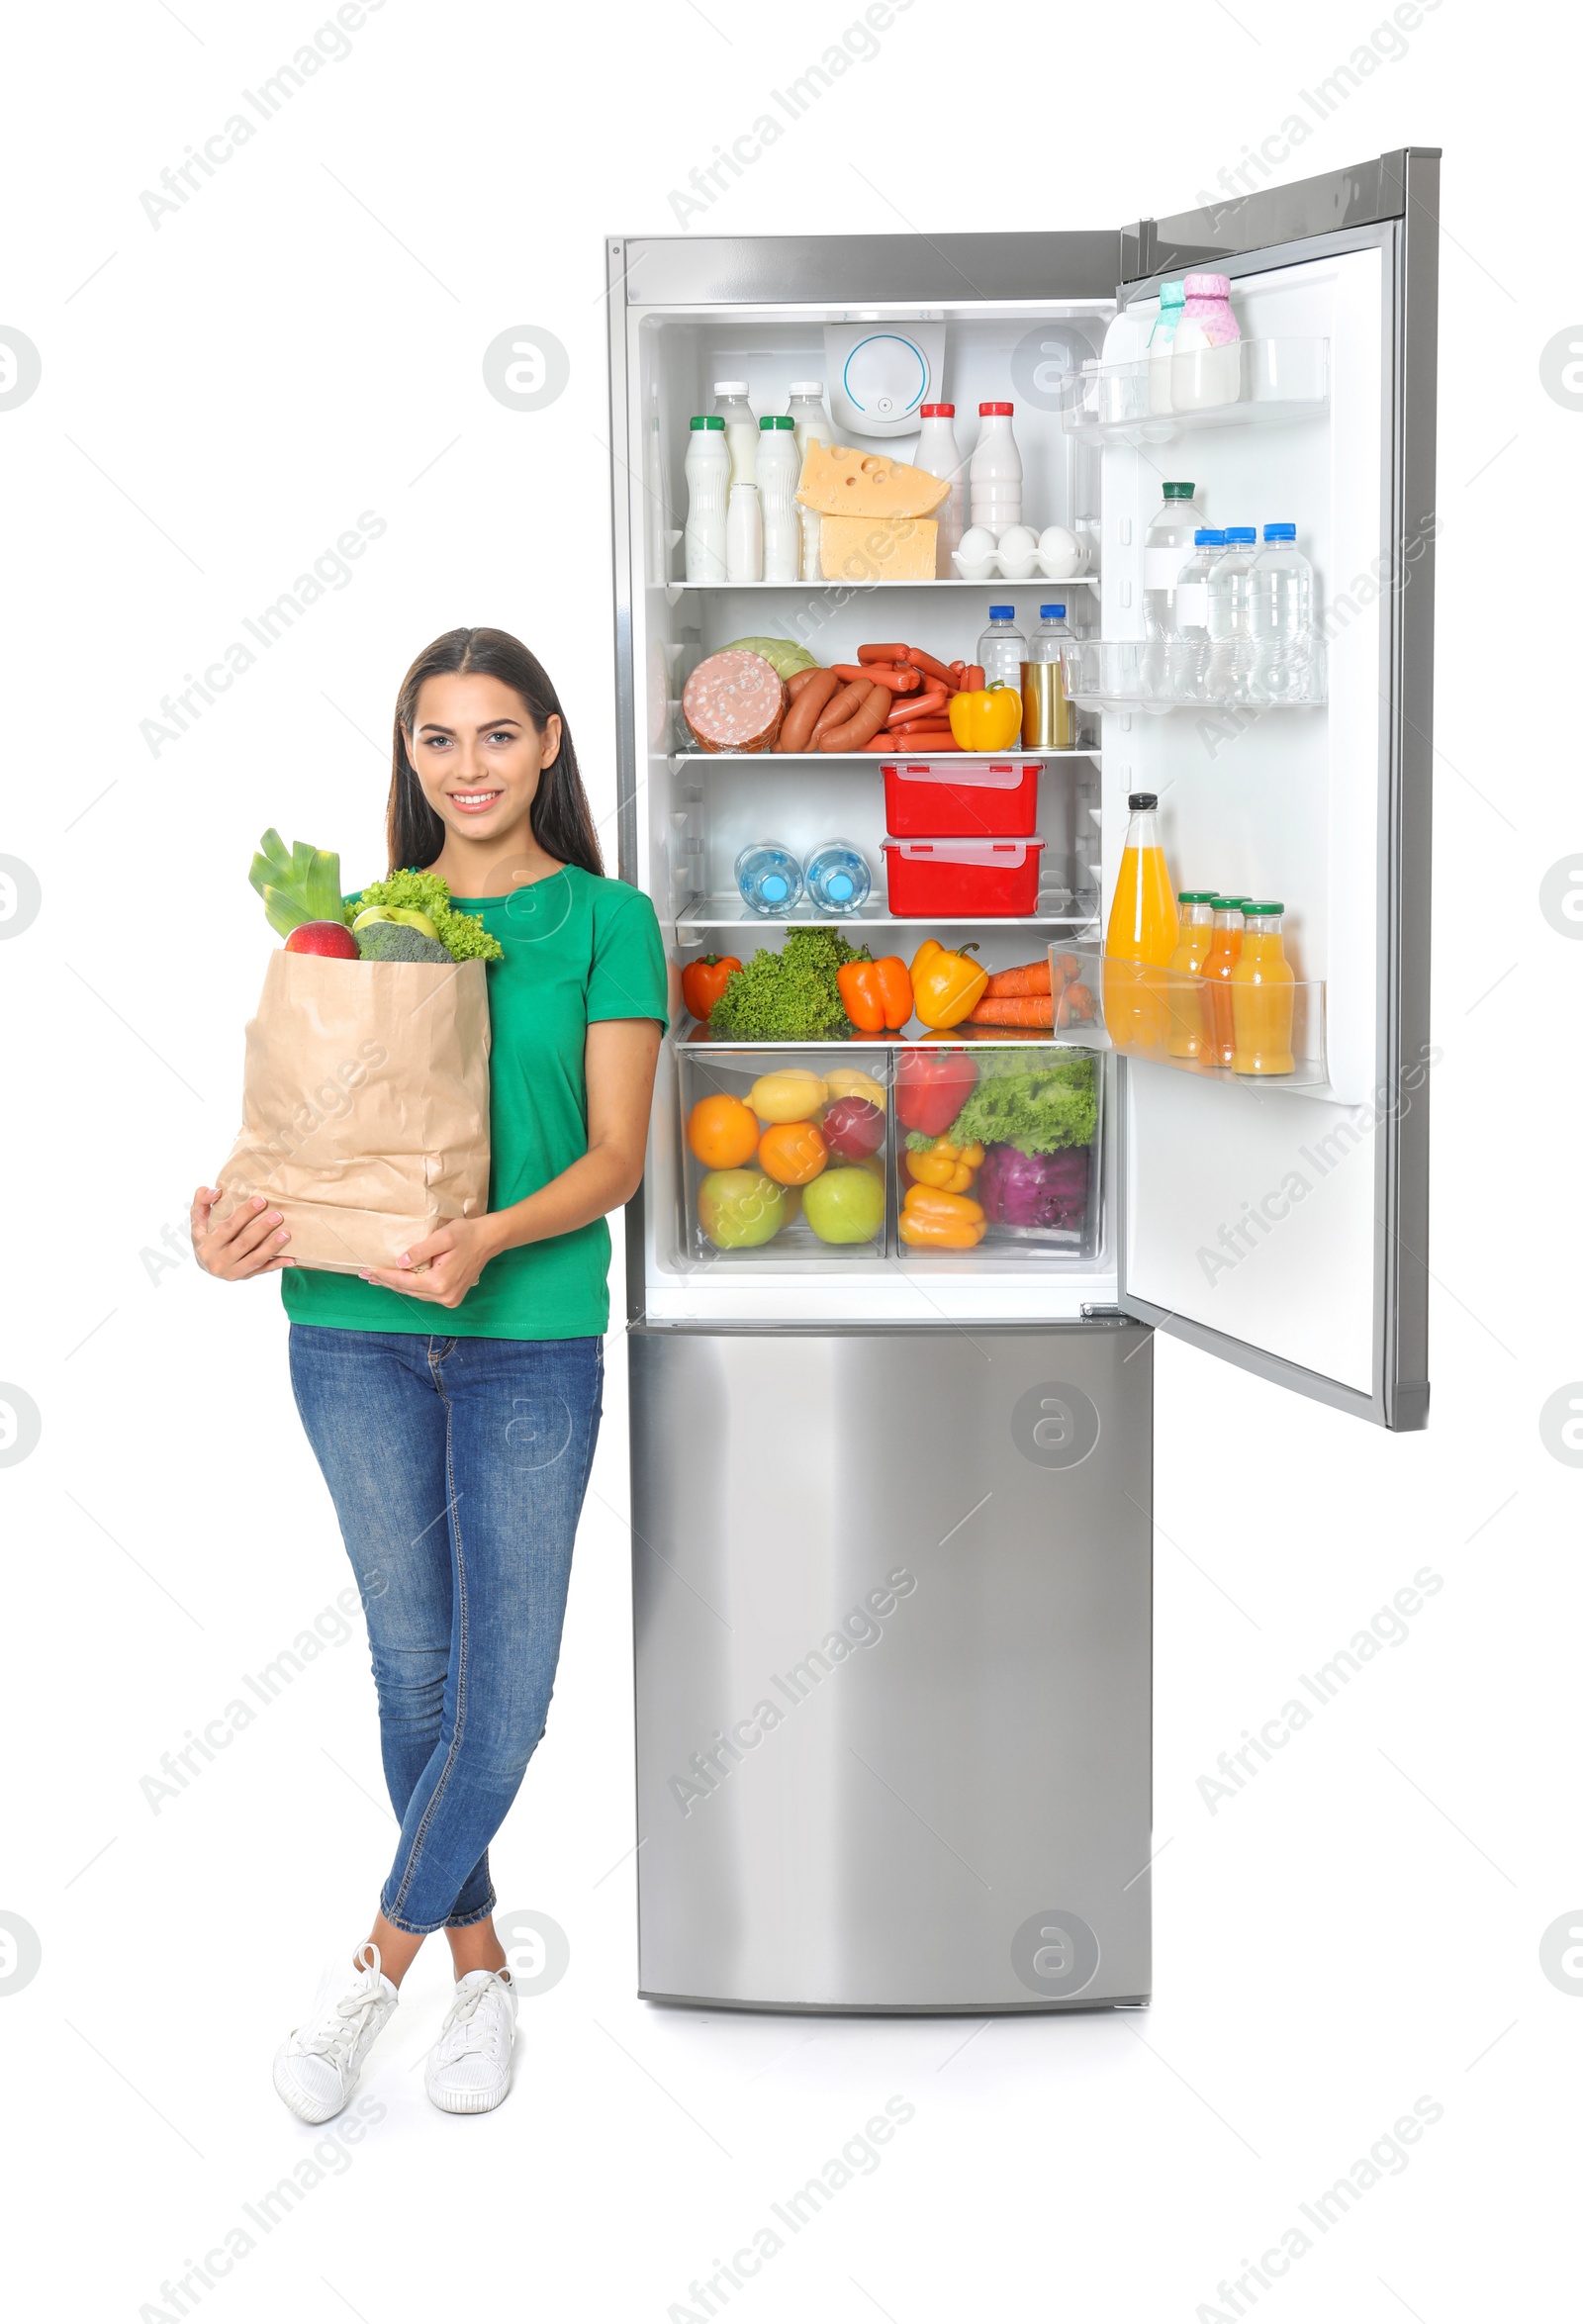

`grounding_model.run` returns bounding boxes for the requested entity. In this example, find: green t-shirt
[281,865,668,1341]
